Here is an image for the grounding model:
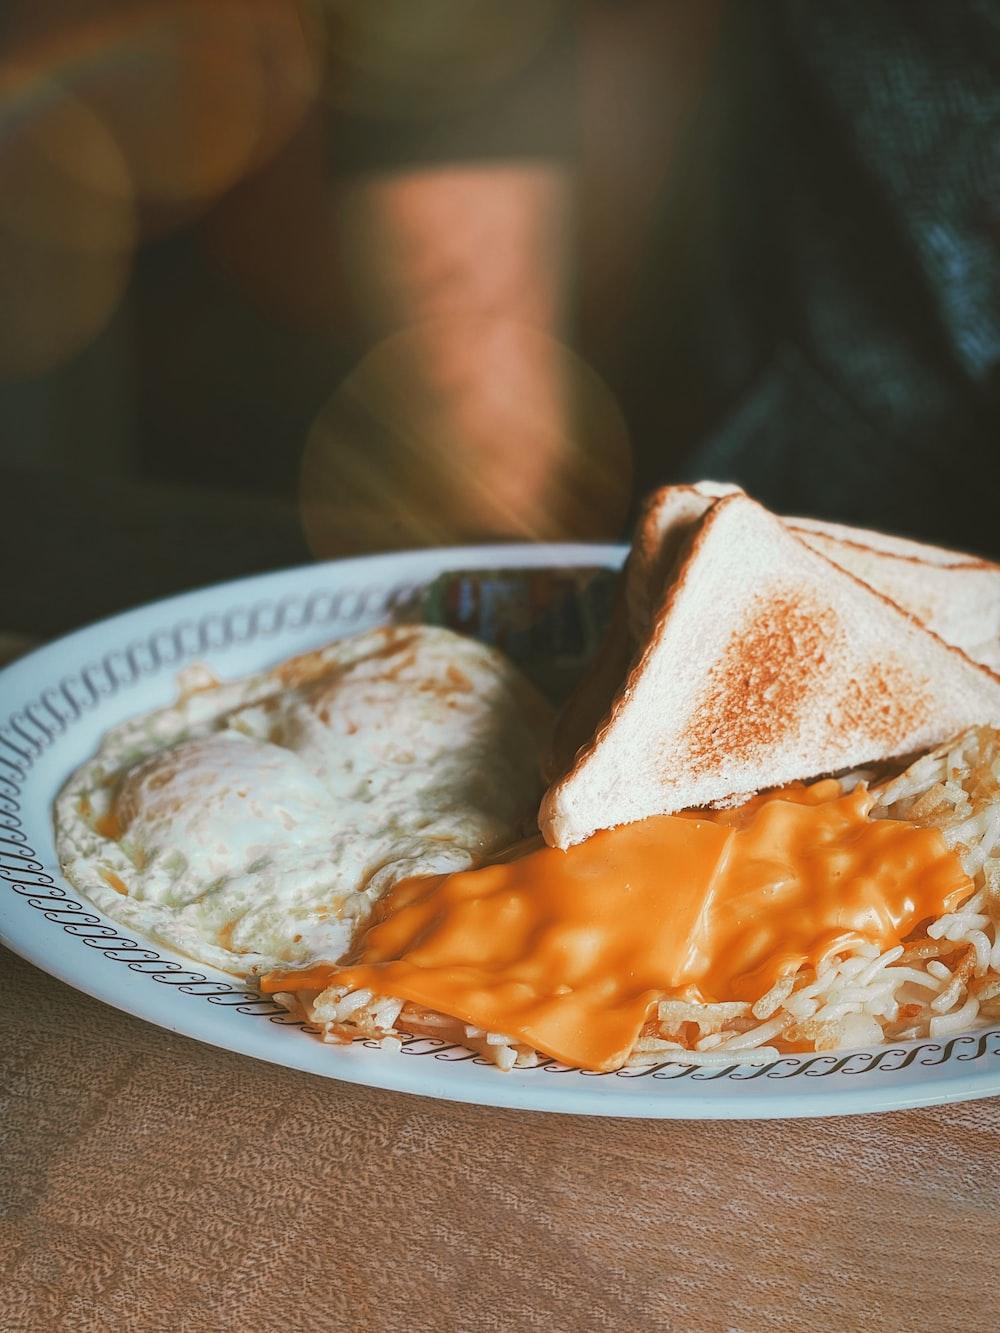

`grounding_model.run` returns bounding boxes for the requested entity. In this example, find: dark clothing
[330,1,1000,556]
[652,1,1000,556]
